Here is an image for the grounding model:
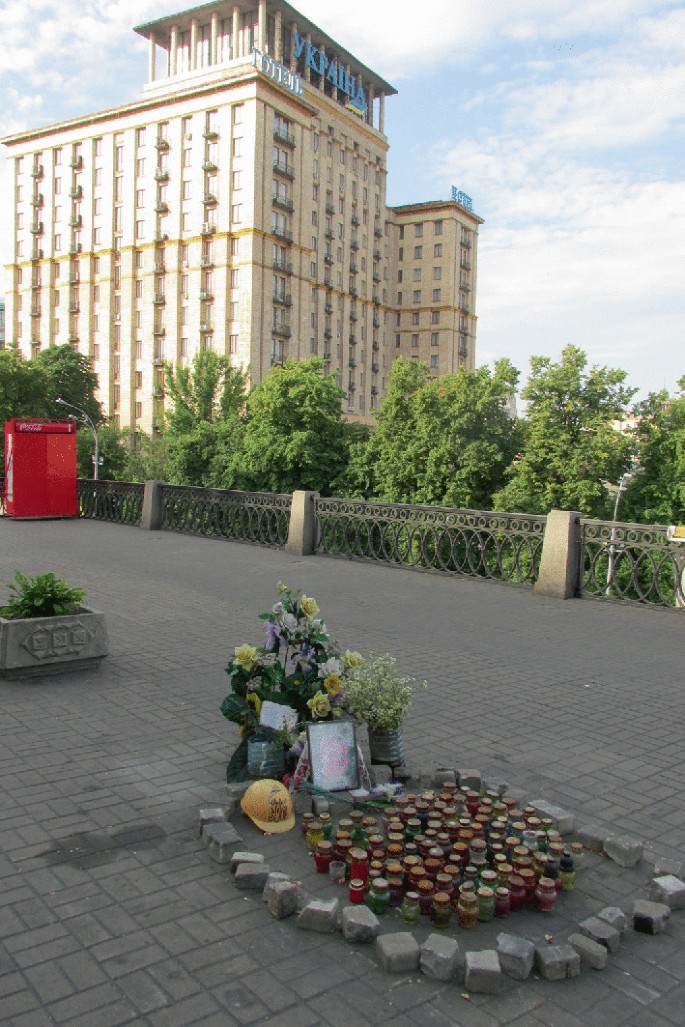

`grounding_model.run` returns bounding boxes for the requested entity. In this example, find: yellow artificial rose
[343,650,365,670]
[246,691,262,715]
[323,673,342,697]
[307,690,331,718]
[300,595,320,619]
[276,581,289,594]
[234,643,258,672]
